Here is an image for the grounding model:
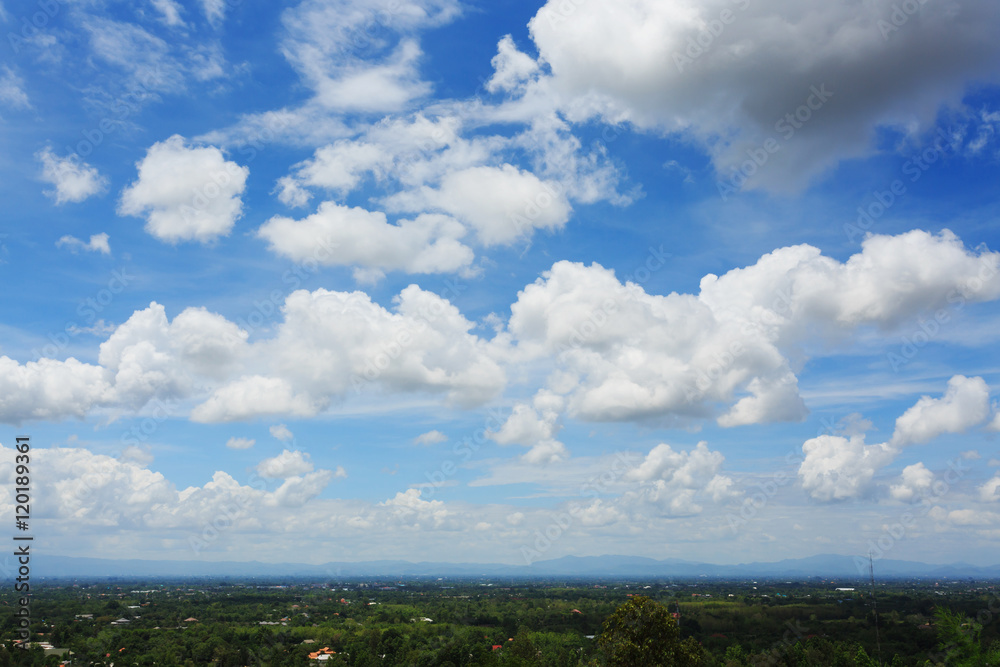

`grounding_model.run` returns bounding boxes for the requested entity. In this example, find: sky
[1,0,1000,571]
